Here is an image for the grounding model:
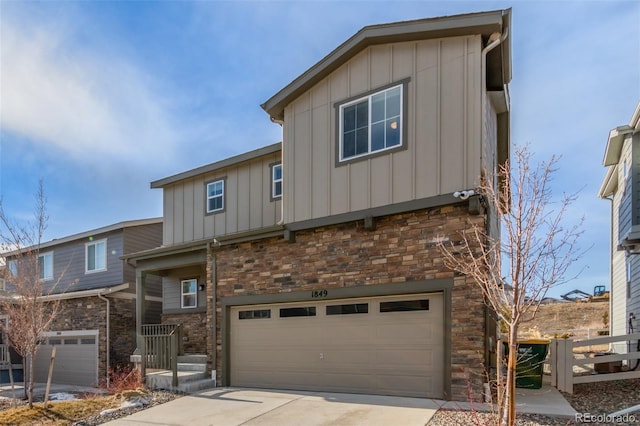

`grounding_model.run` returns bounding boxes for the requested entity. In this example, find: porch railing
[0,344,9,365]
[140,324,183,388]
